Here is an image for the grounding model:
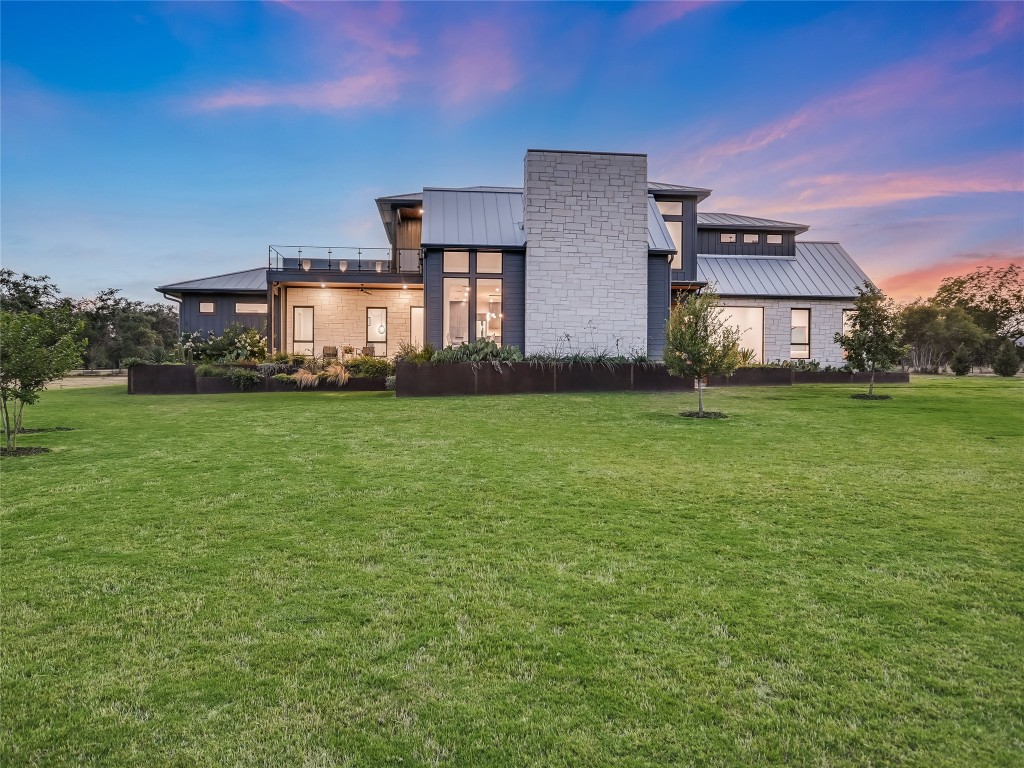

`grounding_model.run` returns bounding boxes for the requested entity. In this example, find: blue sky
[2,1,1022,302]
